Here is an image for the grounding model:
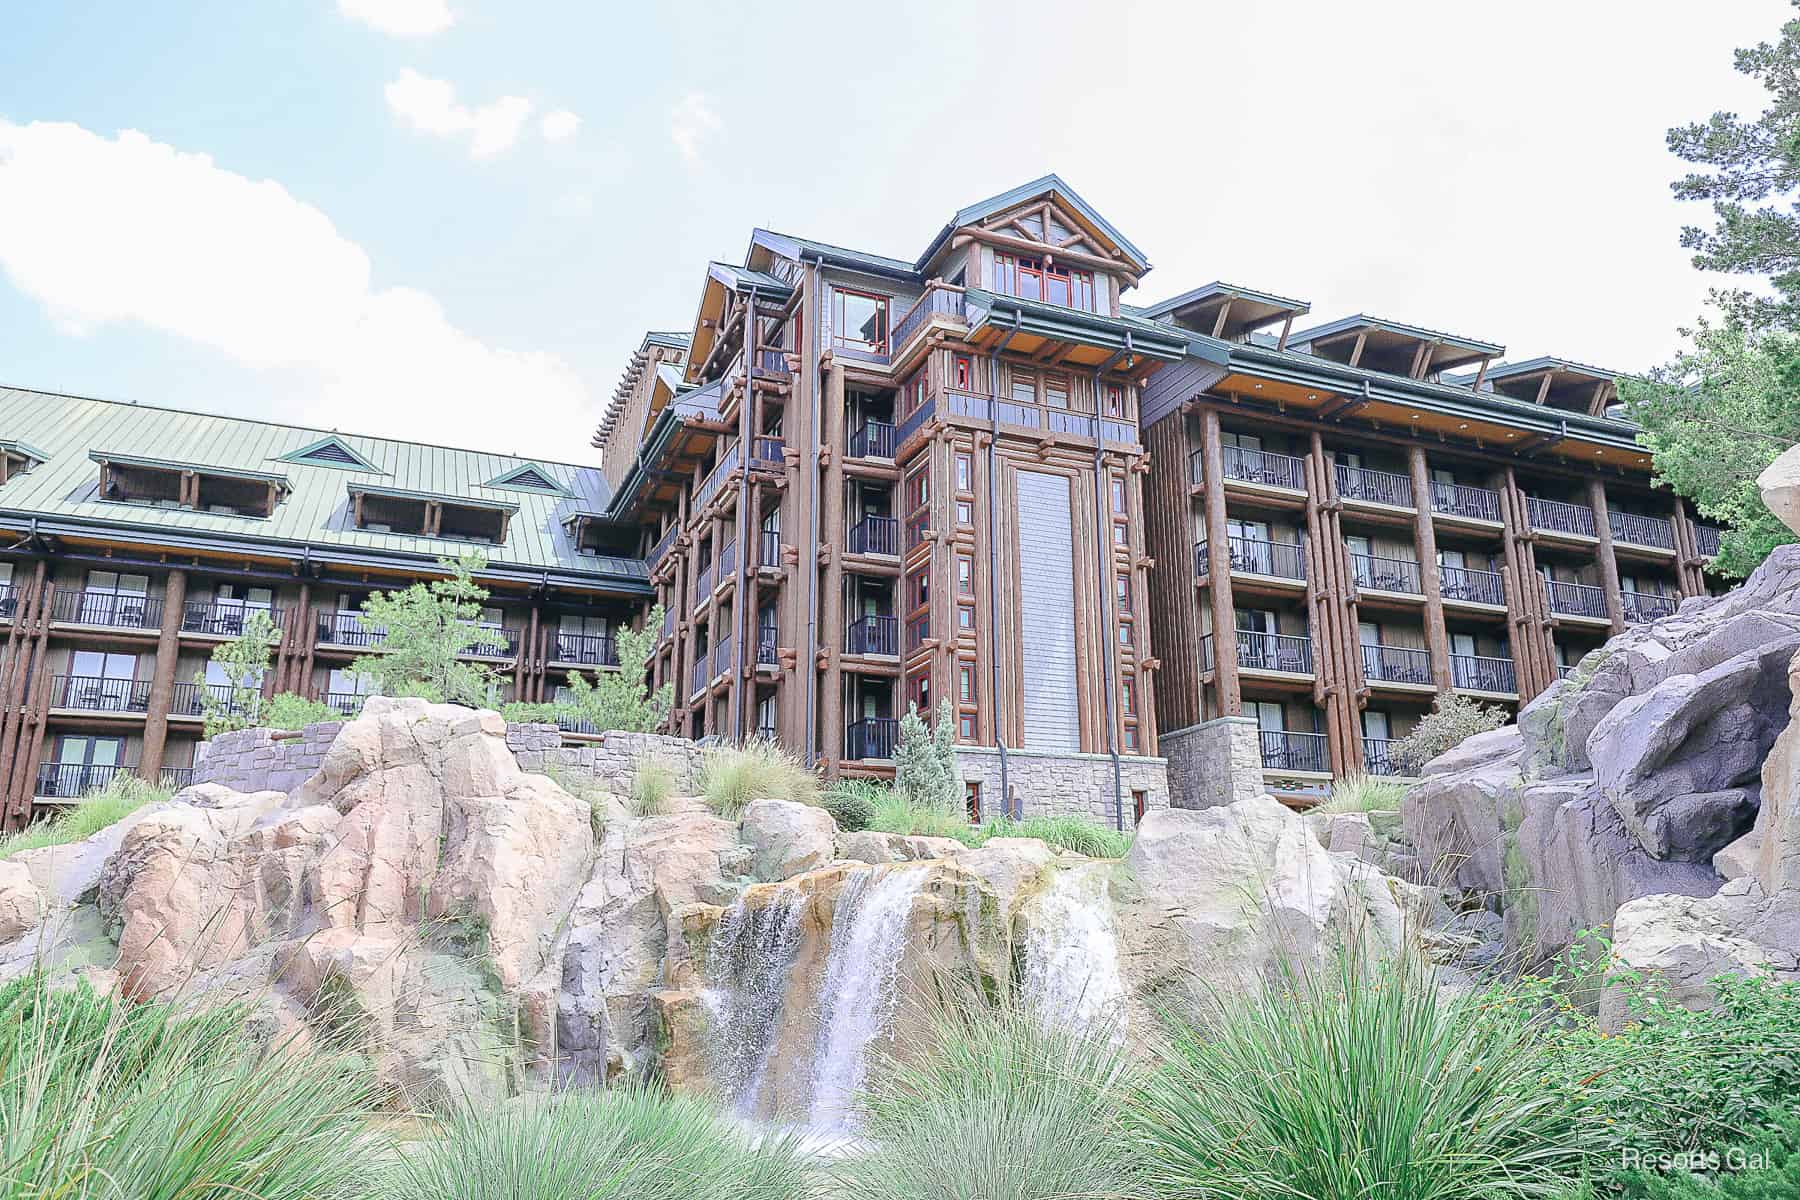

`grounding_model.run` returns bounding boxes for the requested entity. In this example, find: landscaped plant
[837,1002,1143,1200]
[893,697,958,812]
[1389,688,1509,773]
[265,689,340,729]
[385,1085,810,1200]
[195,608,280,736]
[699,739,818,819]
[820,777,885,832]
[557,603,673,733]
[351,551,508,706]
[1313,772,1410,814]
[630,759,678,818]
[1132,948,1581,1200]
[977,813,1132,858]
[0,772,167,859]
